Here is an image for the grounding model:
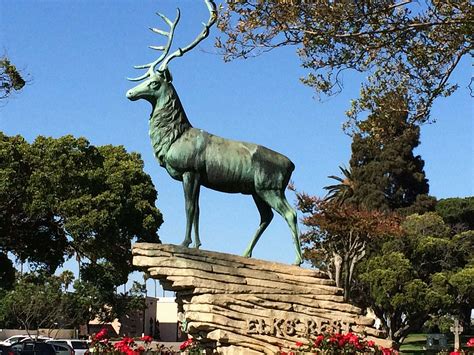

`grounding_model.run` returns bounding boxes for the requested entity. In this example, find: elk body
[127,0,302,265]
